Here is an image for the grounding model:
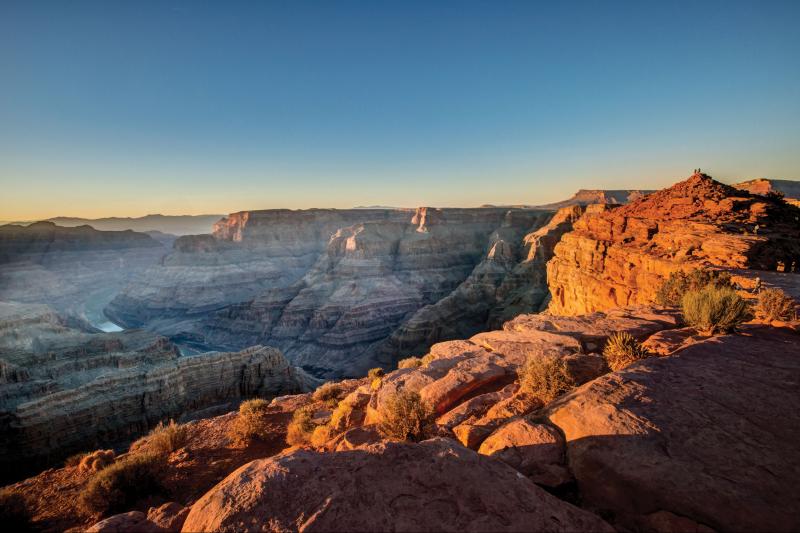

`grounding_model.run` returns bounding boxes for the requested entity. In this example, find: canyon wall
[0,222,168,325]
[0,302,315,481]
[107,207,576,377]
[546,173,800,315]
